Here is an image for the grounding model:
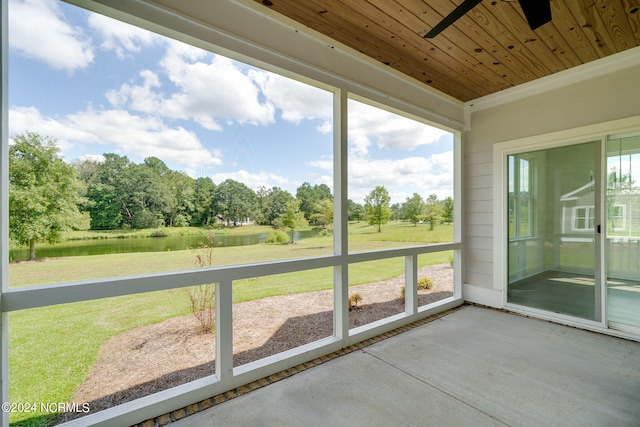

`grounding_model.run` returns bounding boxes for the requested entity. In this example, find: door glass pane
[606,135,640,328]
[507,142,598,320]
